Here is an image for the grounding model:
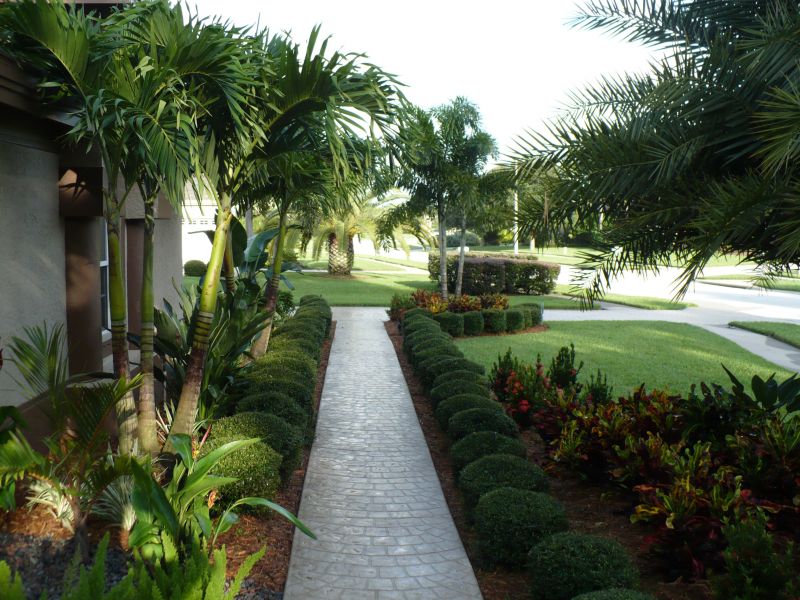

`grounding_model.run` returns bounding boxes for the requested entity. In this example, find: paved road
[284,308,482,600]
